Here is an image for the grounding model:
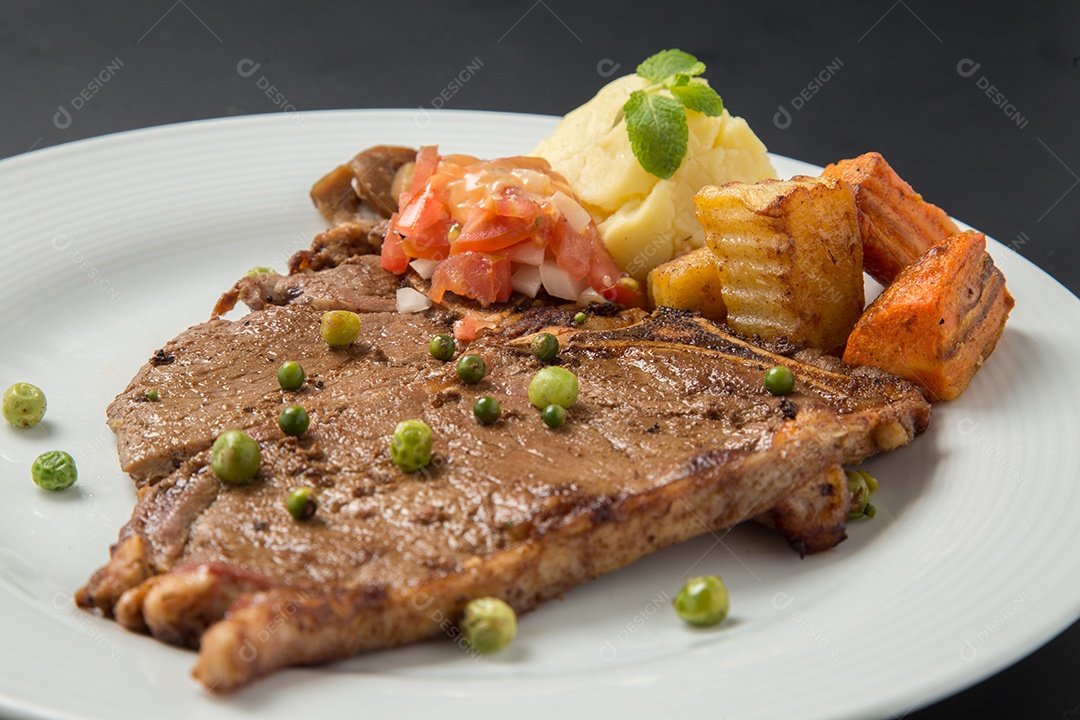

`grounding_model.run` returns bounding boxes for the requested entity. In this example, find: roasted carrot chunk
[842,231,1013,401]
[823,152,959,285]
